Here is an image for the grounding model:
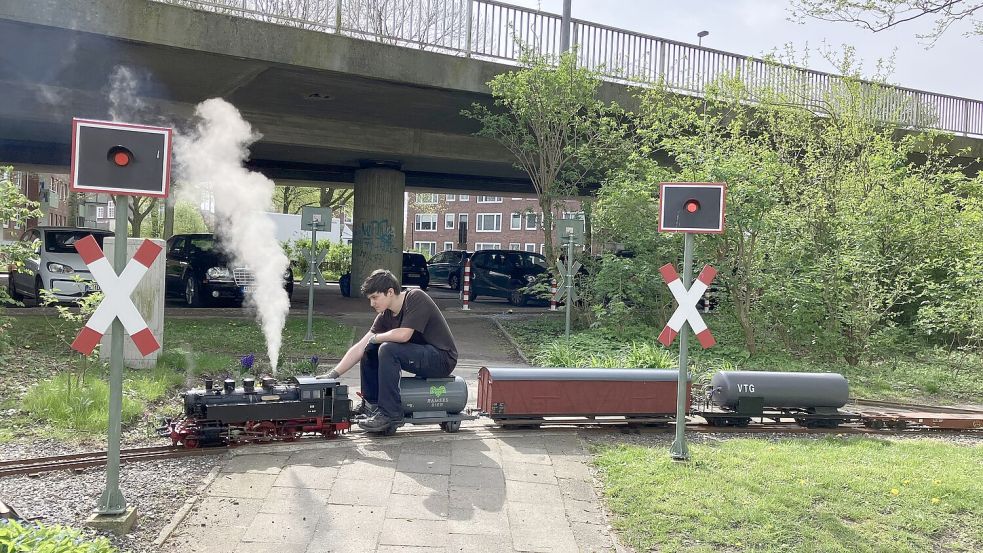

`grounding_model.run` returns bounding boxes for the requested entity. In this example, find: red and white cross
[70,235,163,356]
[658,263,717,349]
